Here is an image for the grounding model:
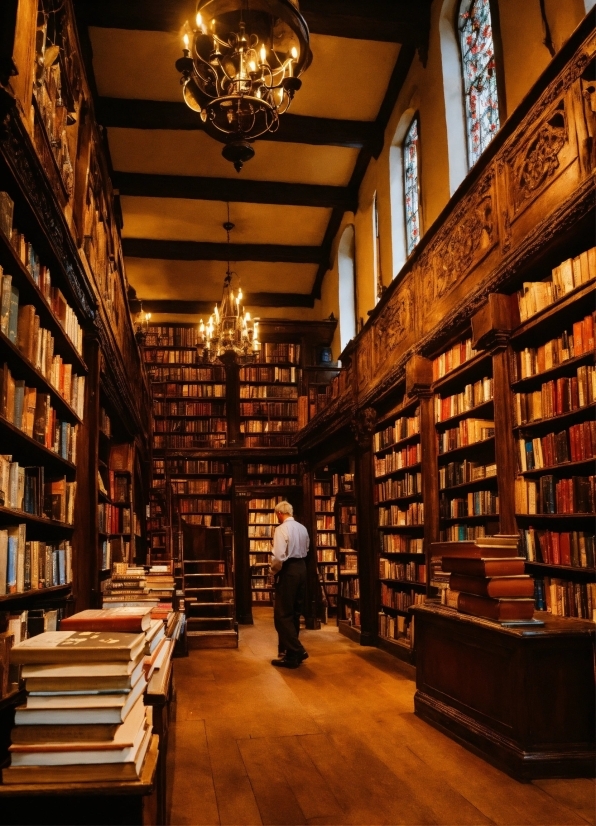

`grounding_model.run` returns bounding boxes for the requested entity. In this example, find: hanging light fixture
[197,212,260,364]
[175,0,312,172]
